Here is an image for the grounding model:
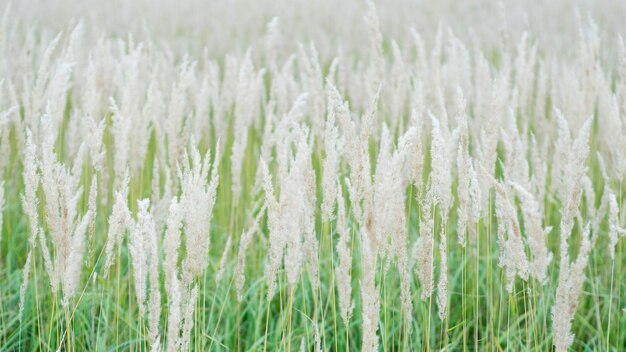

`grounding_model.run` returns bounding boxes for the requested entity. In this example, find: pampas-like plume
[261,119,318,297]
[166,275,182,352]
[339,86,375,241]
[103,171,131,277]
[467,161,482,244]
[335,181,353,326]
[164,197,204,352]
[552,109,573,202]
[413,197,435,299]
[429,110,453,318]
[125,198,160,350]
[510,182,553,283]
[62,177,96,306]
[552,224,592,352]
[36,114,95,306]
[484,167,529,292]
[146,199,161,349]
[456,146,470,247]
[429,112,453,212]
[552,117,592,352]
[260,159,284,300]
[360,229,380,352]
[179,143,220,282]
[152,159,173,231]
[363,0,384,107]
[408,106,425,187]
[164,197,183,293]
[455,86,481,247]
[607,193,626,259]
[110,98,131,189]
[19,129,41,320]
[436,224,448,320]
[86,174,98,259]
[231,52,264,205]
[126,197,161,350]
[455,86,471,247]
[180,284,198,351]
[85,116,105,171]
[321,80,345,222]
[372,126,416,322]
[129,199,152,316]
